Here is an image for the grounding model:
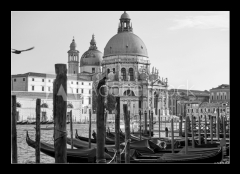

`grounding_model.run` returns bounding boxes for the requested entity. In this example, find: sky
[11,11,229,91]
